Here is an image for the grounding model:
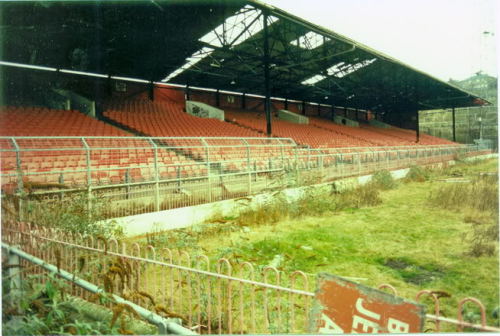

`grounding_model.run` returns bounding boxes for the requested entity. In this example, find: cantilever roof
[0,0,487,113]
